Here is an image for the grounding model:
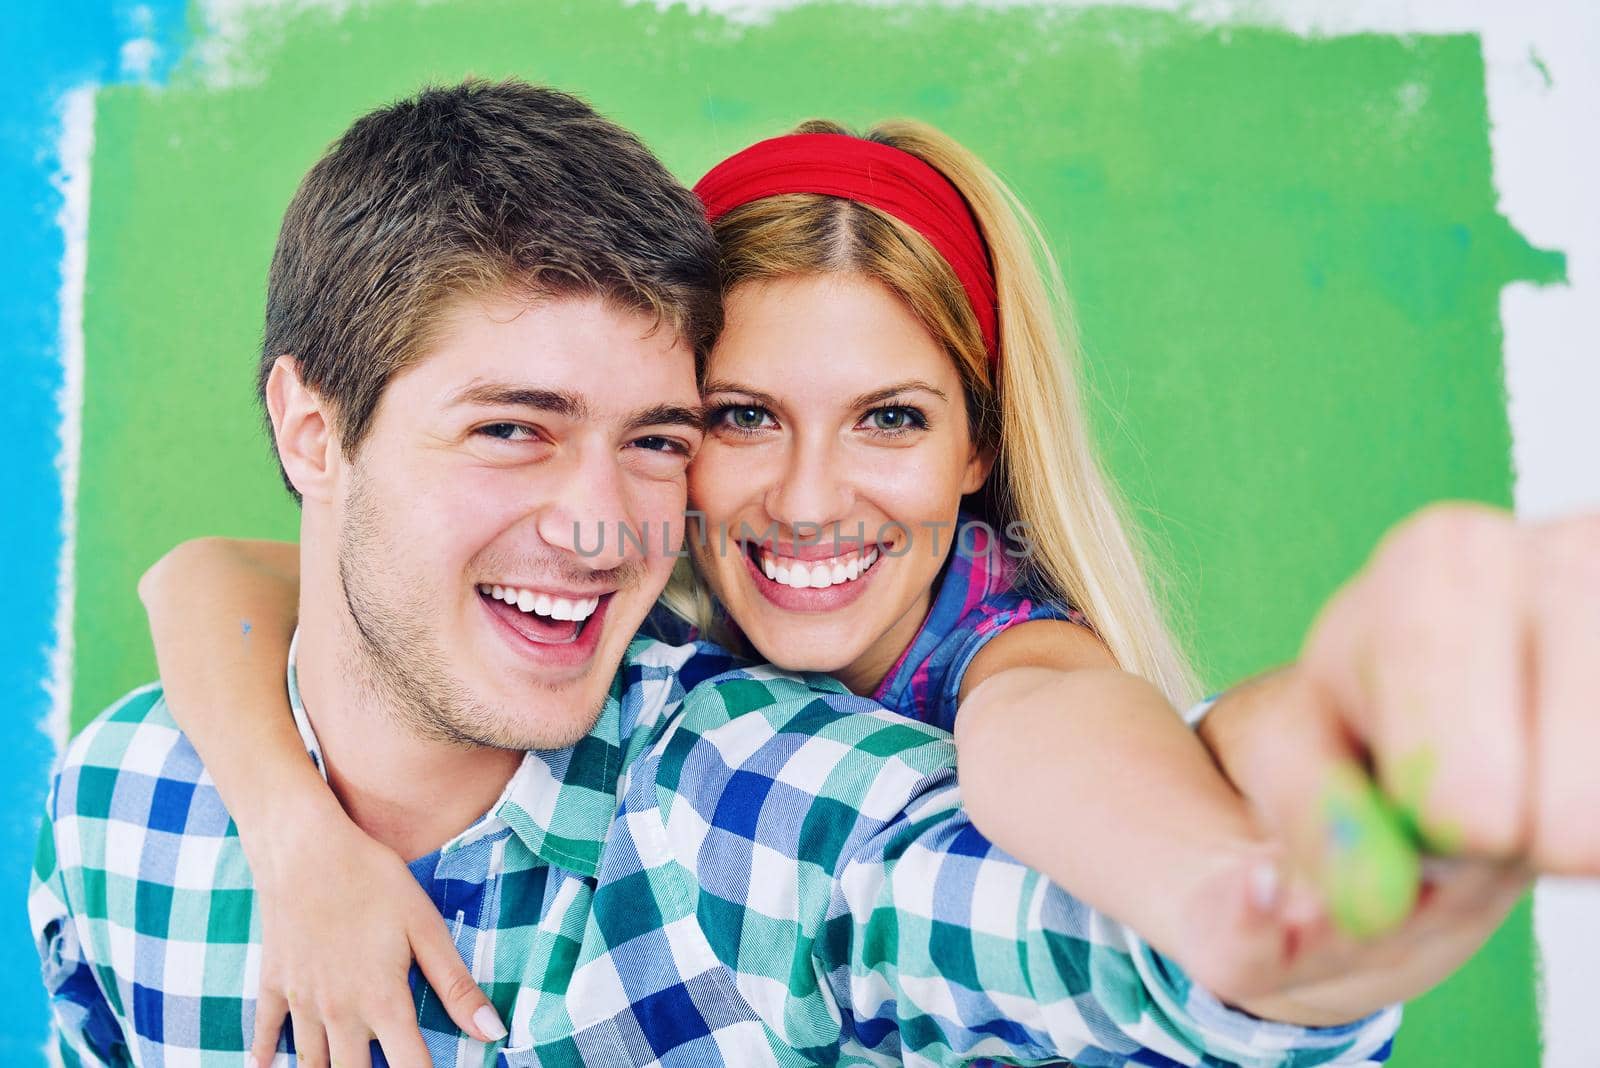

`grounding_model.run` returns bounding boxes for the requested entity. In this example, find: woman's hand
[1233,504,1600,923]
[244,791,507,1067]
[1152,795,1529,1026]
[1189,503,1599,1022]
